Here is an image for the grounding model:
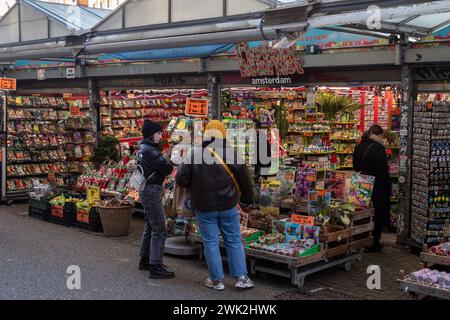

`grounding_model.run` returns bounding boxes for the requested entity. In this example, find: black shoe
[139,258,151,270]
[365,244,383,253]
[149,264,175,279]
